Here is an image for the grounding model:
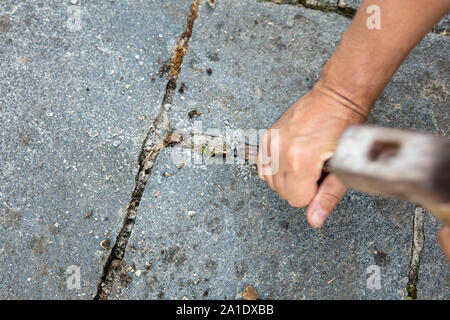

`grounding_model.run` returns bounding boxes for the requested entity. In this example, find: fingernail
[311,209,327,228]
